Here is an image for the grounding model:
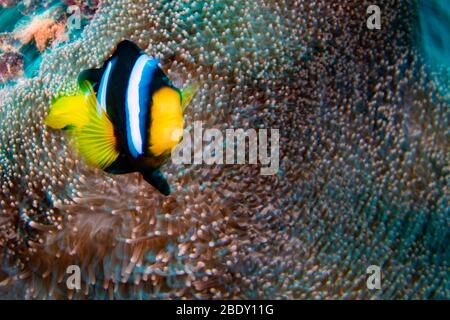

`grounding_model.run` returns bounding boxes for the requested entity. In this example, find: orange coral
[15,18,67,52]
